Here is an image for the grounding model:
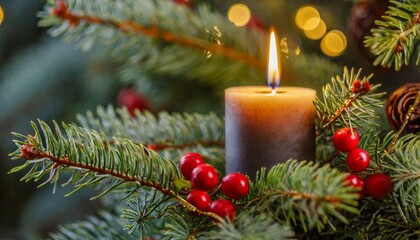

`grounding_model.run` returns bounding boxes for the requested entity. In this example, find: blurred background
[0,0,417,239]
